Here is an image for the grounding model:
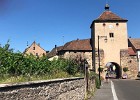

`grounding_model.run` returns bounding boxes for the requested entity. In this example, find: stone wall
[128,56,138,78]
[61,50,104,71]
[120,50,138,78]
[0,77,87,100]
[63,51,93,69]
